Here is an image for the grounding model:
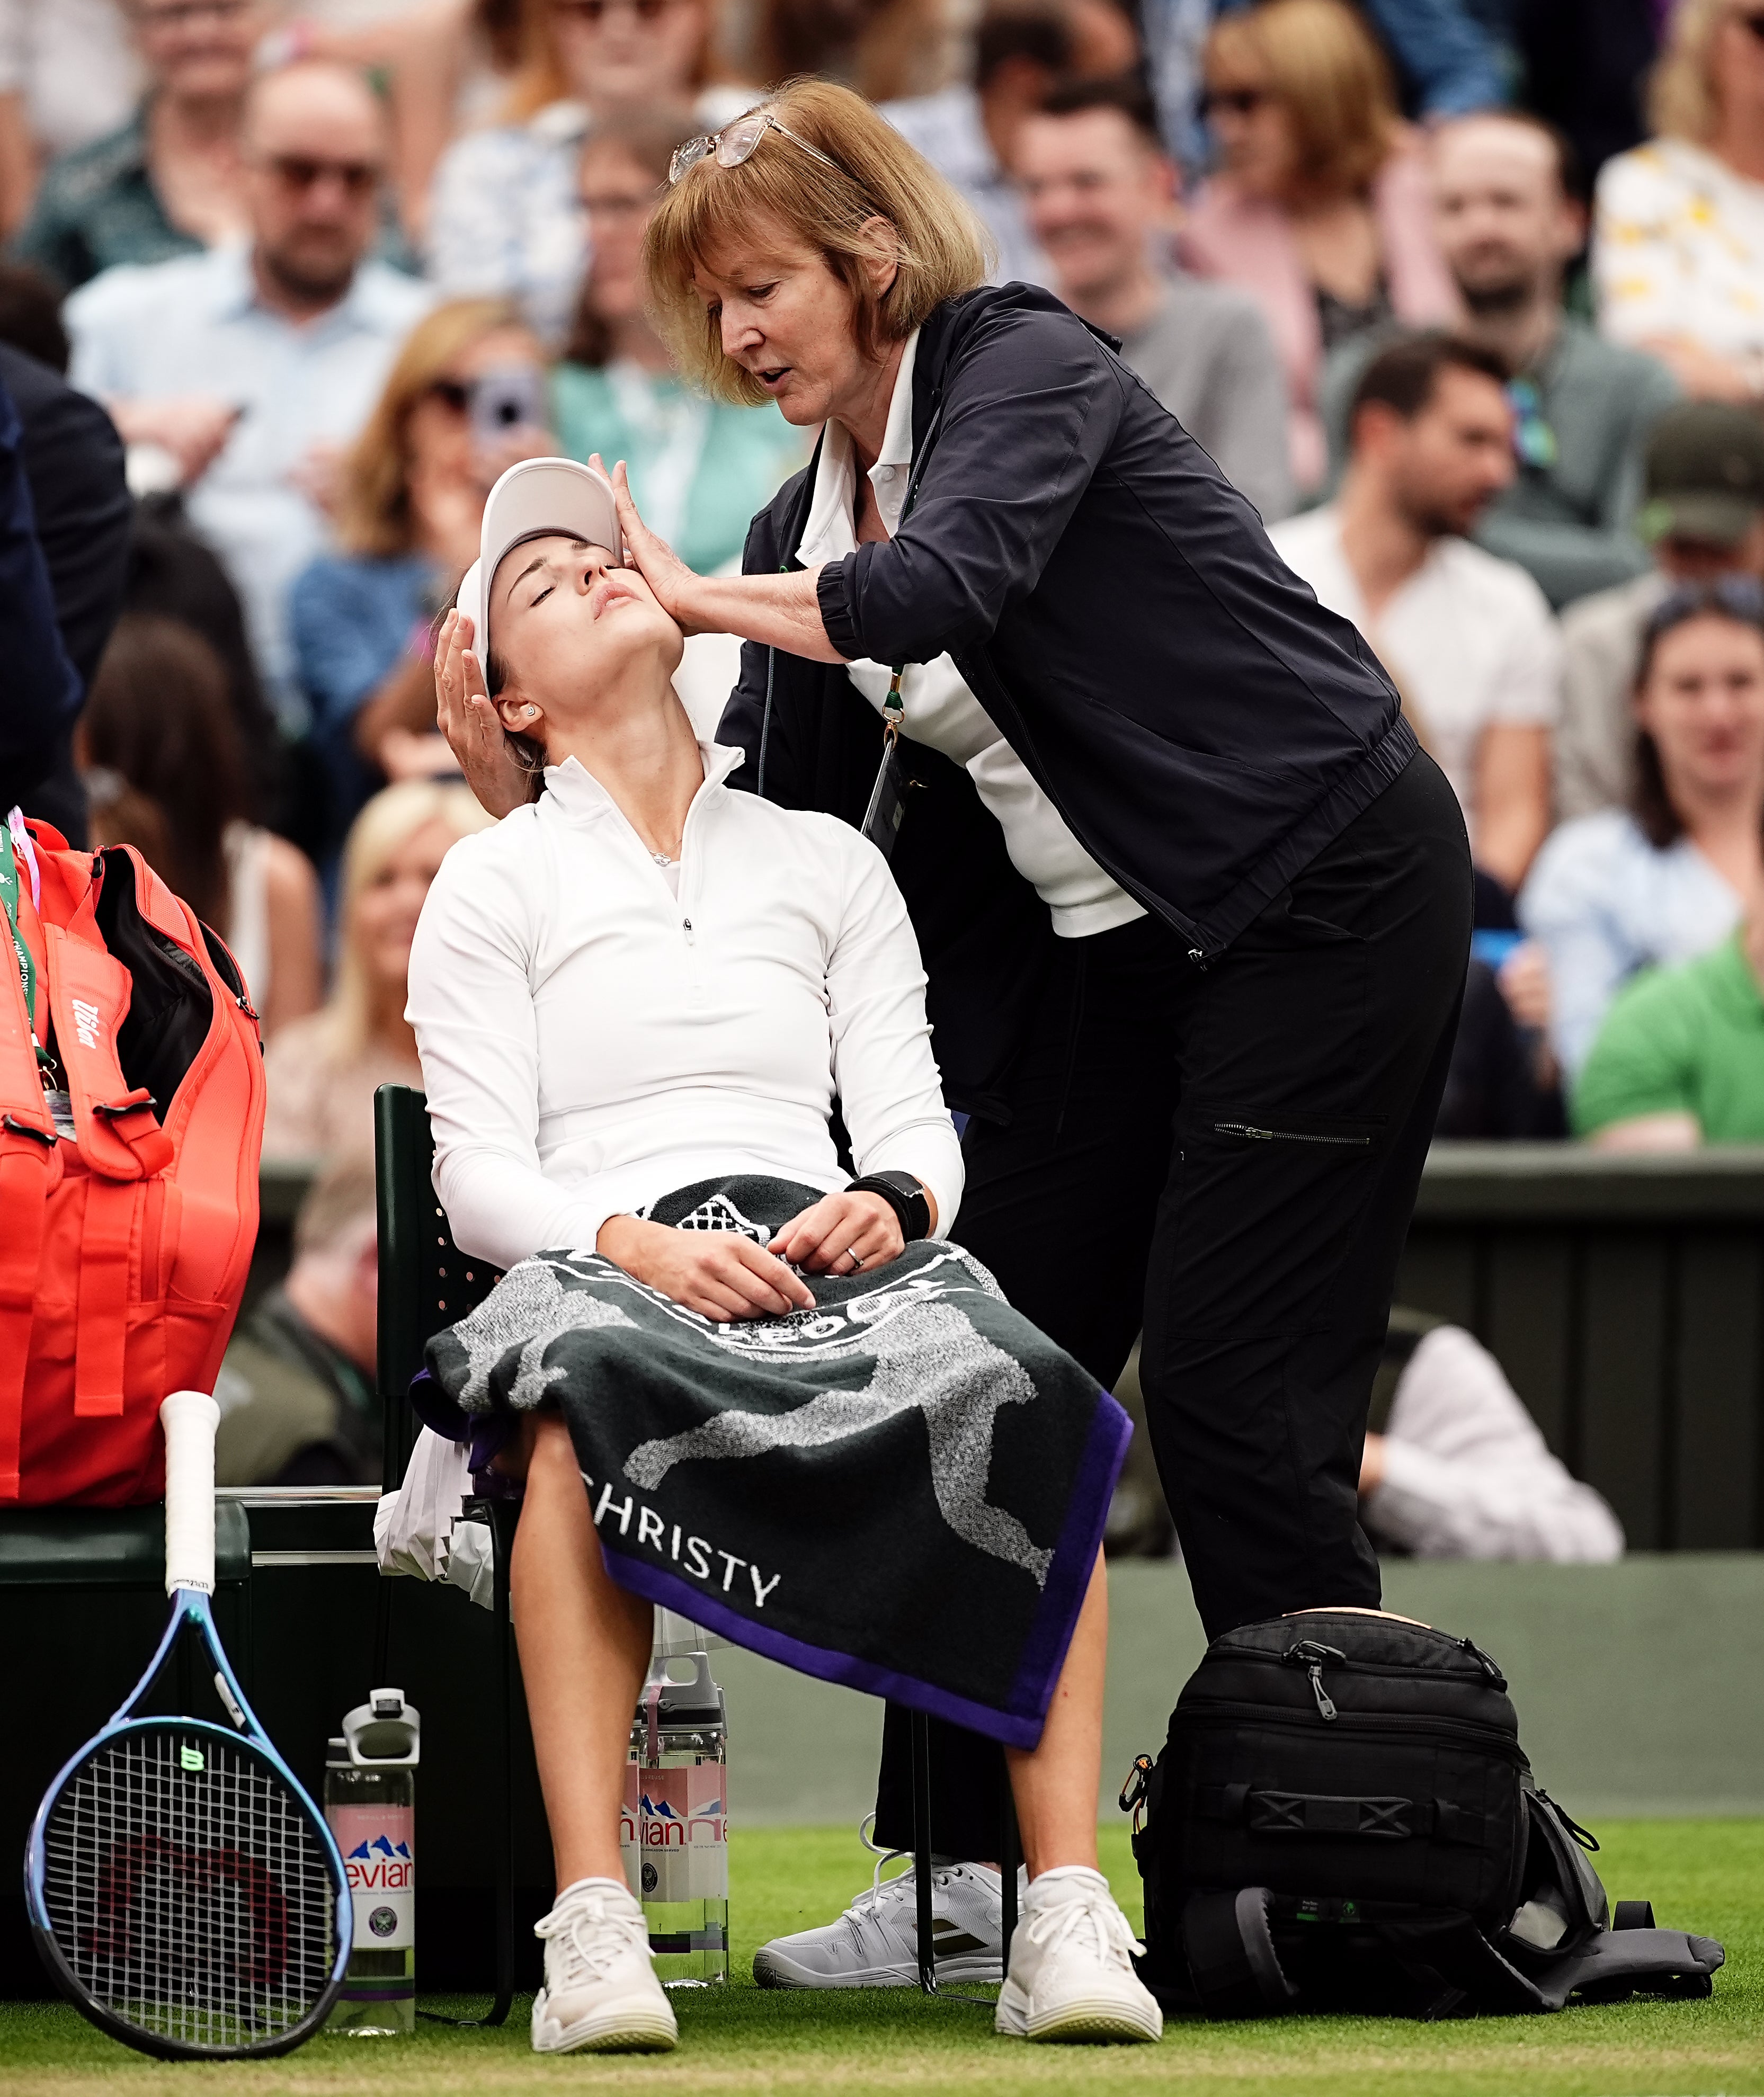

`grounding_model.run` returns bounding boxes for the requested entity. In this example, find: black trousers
[873,752,1472,1855]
